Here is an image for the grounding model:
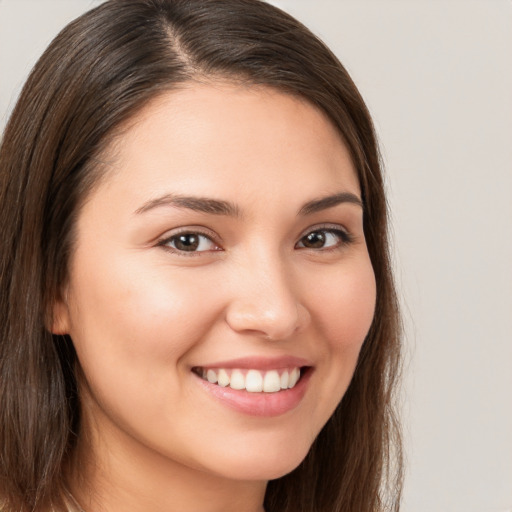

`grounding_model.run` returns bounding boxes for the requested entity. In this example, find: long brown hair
[0,1,403,510]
